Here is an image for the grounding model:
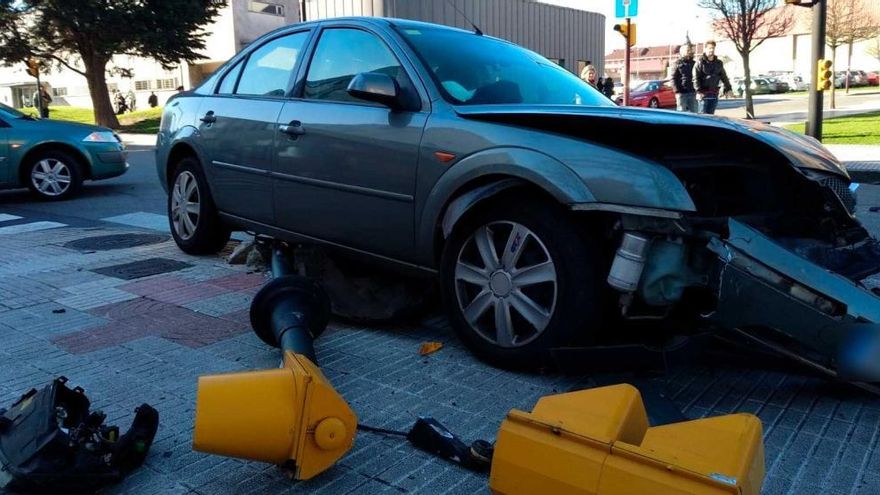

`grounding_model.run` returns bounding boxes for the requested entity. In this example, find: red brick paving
[56,300,248,354]
[146,283,230,305]
[207,272,266,291]
[120,275,190,297]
